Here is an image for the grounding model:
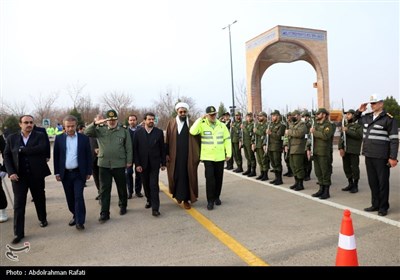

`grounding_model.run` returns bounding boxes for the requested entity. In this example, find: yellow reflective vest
[190,117,232,161]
